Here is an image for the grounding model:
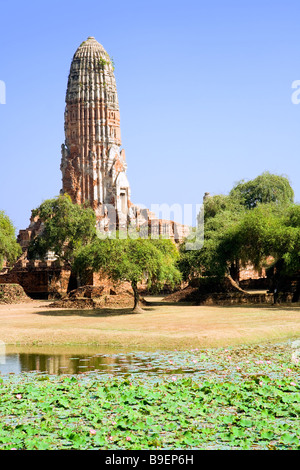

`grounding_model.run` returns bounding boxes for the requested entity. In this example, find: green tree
[27,195,97,267]
[74,237,181,312]
[198,203,300,294]
[203,194,244,221]
[178,194,246,281]
[280,205,300,275]
[0,211,21,267]
[215,204,283,276]
[221,203,300,297]
[229,171,294,209]
[179,172,297,285]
